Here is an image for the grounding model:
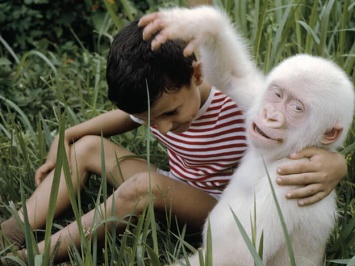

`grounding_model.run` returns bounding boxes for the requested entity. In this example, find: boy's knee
[117,172,162,208]
[70,135,101,158]
[118,172,150,200]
